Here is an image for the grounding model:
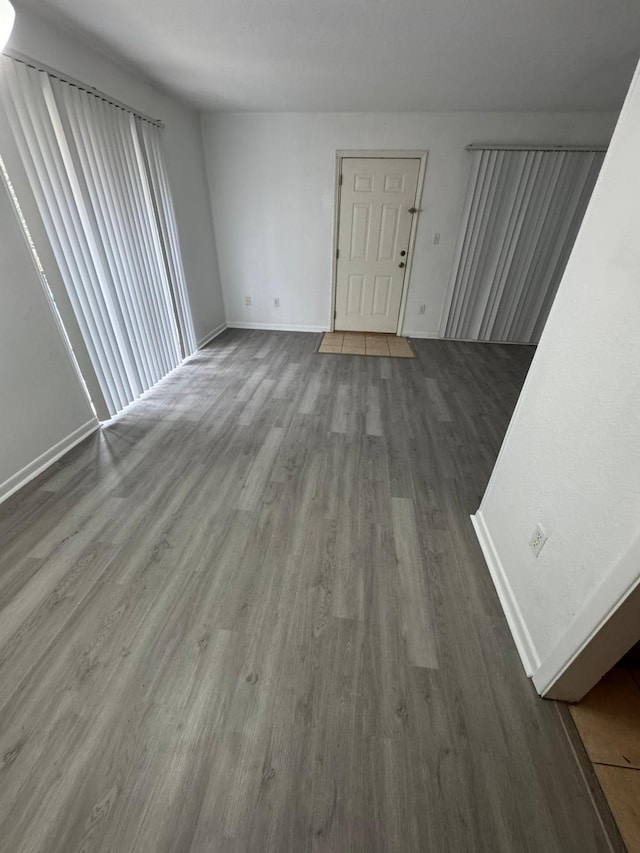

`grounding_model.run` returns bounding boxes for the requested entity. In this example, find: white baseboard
[197,322,228,348]
[401,330,441,339]
[227,322,328,333]
[403,330,534,345]
[0,419,100,506]
[471,511,540,677]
